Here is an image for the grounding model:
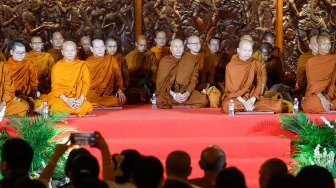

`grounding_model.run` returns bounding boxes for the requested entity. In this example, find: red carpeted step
[88,136,291,159]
